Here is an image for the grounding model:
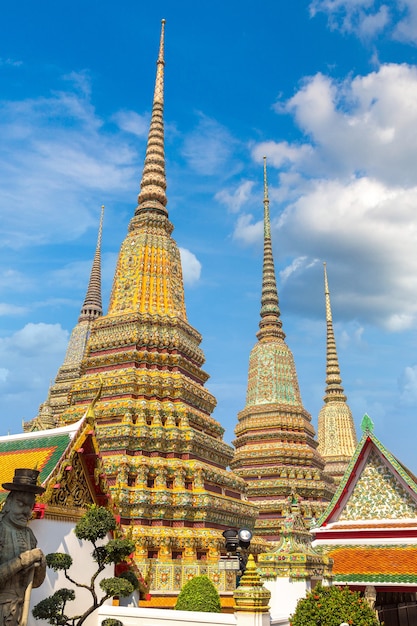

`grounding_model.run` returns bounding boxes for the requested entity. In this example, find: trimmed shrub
[290,583,380,626]
[175,575,221,613]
